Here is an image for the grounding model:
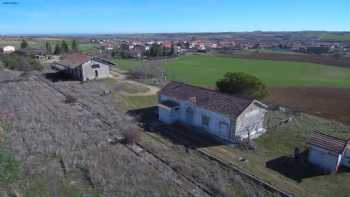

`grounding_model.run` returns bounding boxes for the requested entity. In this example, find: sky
[0,0,349,34]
